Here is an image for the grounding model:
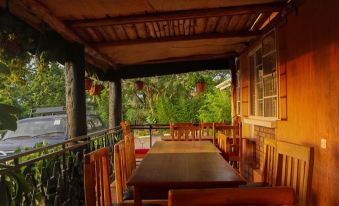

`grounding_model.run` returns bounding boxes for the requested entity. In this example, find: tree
[119,70,232,124]
[0,62,20,130]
